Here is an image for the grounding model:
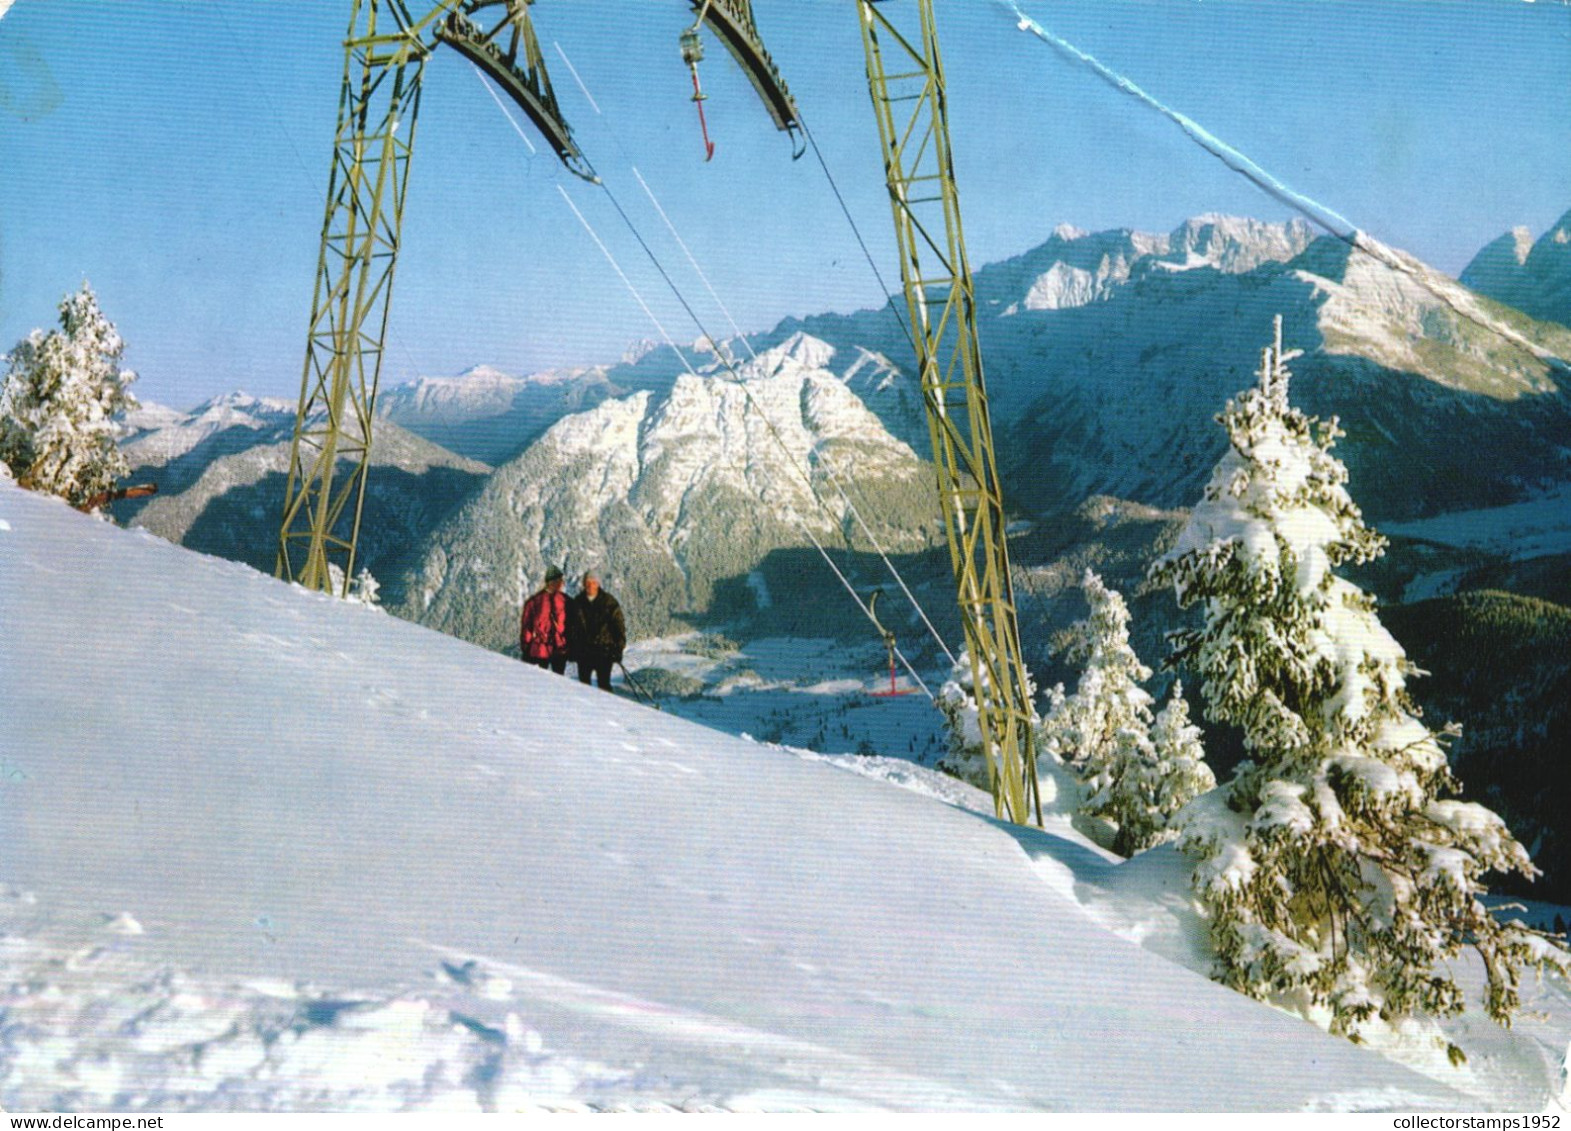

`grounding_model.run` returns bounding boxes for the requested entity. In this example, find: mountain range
[116,392,490,595]
[761,216,1571,522]
[112,210,1571,632]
